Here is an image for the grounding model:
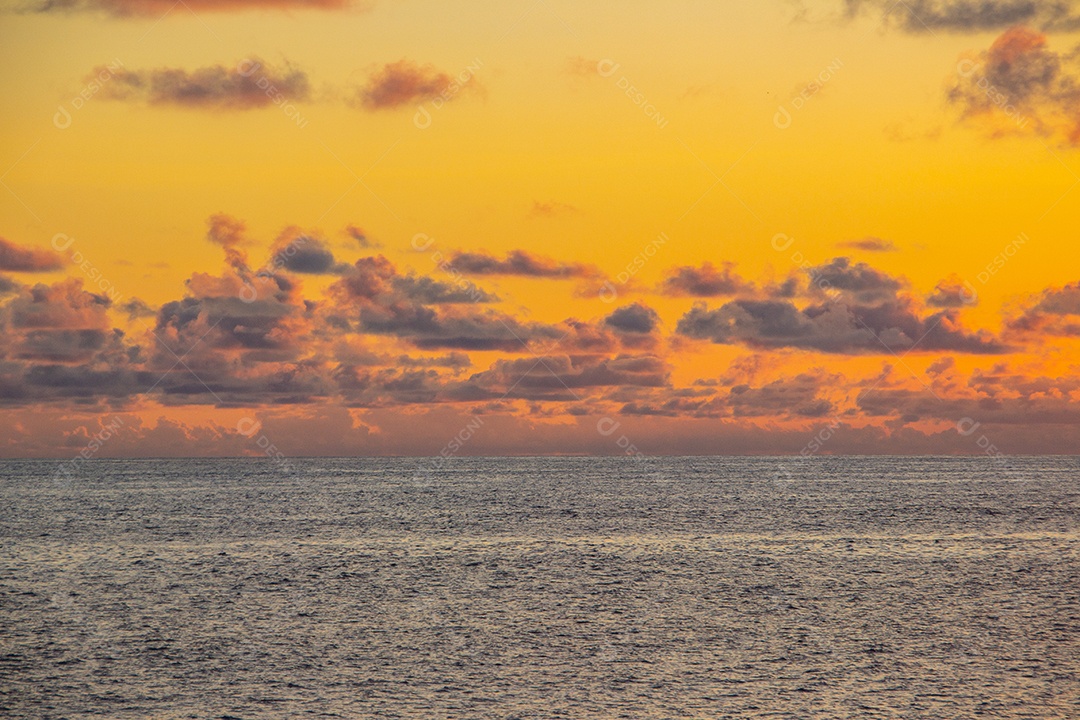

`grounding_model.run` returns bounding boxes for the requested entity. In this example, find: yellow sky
[2,0,1079,456]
